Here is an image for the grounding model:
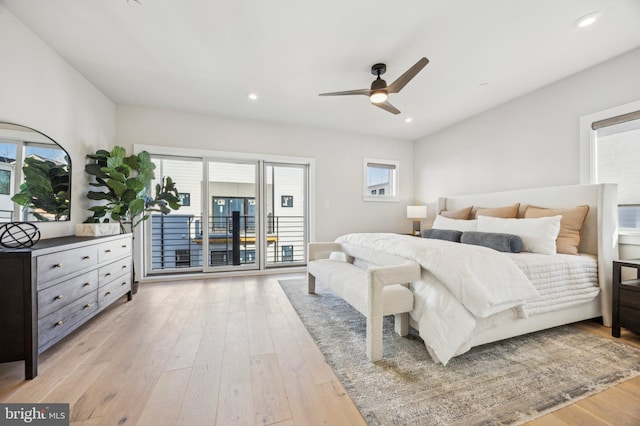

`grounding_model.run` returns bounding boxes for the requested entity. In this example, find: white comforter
[335,233,540,364]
